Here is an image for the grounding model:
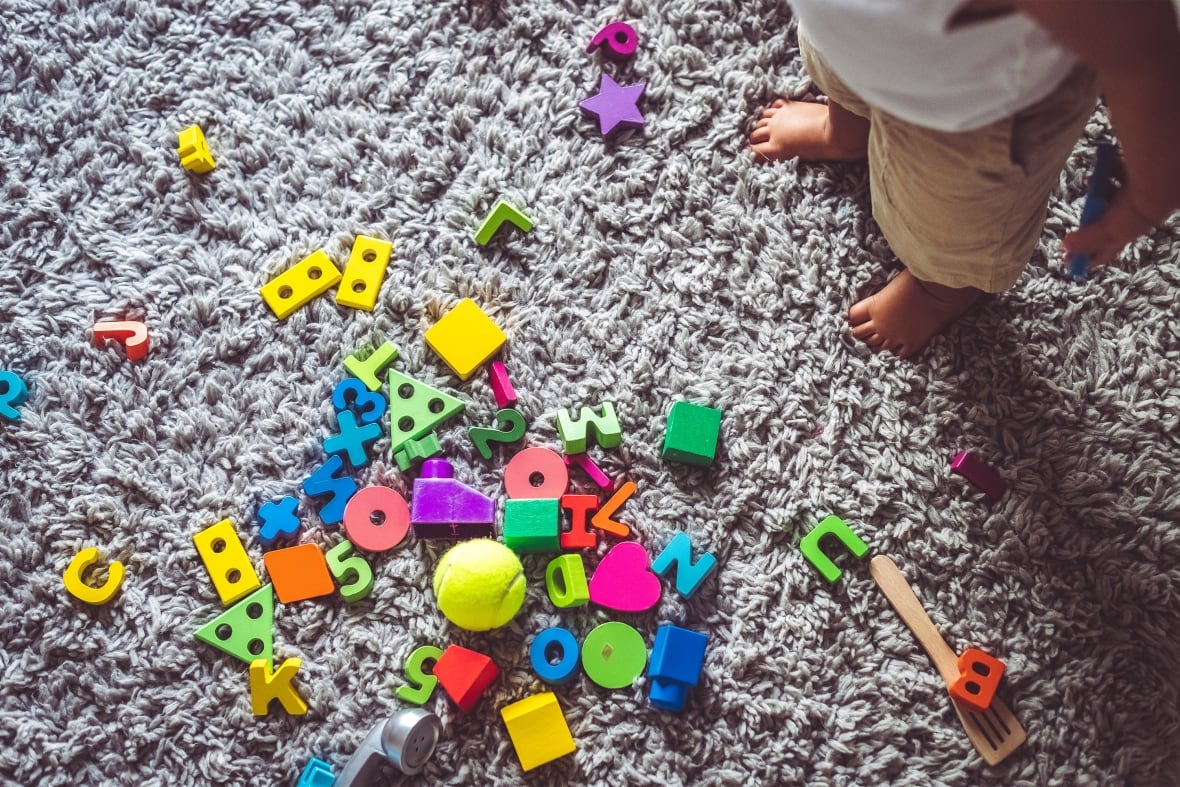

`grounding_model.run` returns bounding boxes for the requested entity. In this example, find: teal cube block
[662,402,721,467]
[504,498,561,553]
